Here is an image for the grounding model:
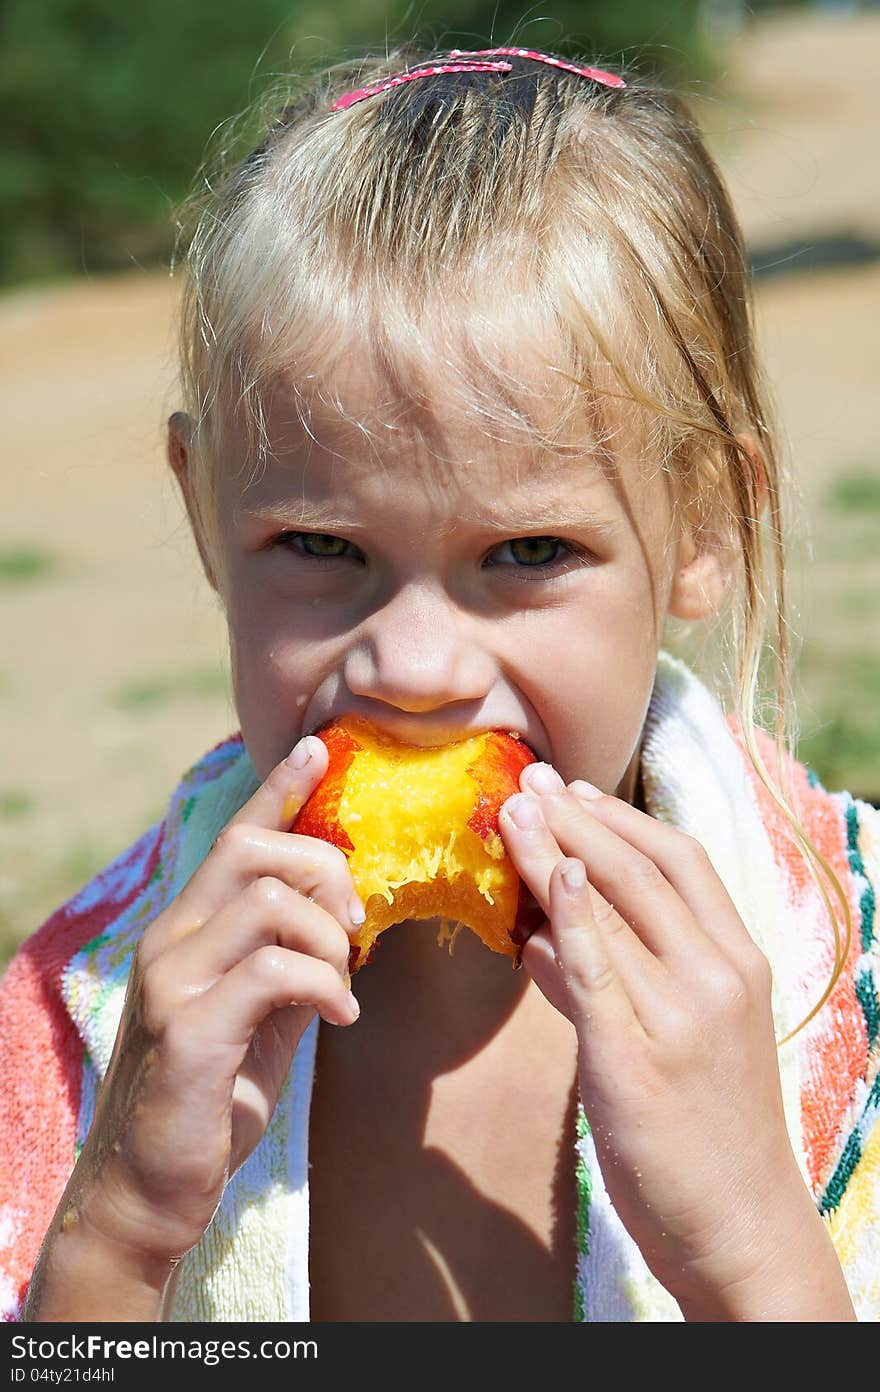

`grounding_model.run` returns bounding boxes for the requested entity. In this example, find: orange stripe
[729,721,867,1190]
[0,827,162,1315]
[0,945,81,1314]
